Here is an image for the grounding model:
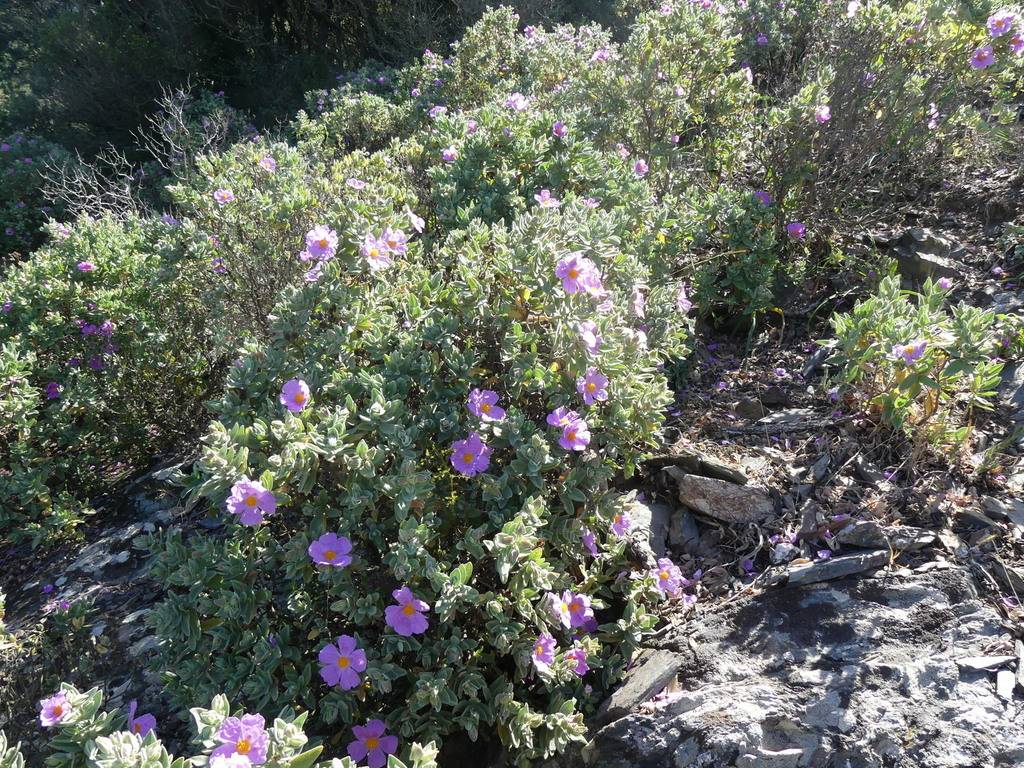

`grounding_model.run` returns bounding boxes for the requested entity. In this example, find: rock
[998,362,1024,410]
[835,521,935,551]
[583,568,1024,768]
[593,648,690,727]
[956,656,1016,671]
[660,454,748,486]
[756,408,815,427]
[668,508,703,557]
[783,550,890,587]
[674,474,774,525]
[630,498,672,559]
[801,346,831,380]
[996,670,1015,701]
[735,397,767,420]
[771,543,800,565]
[760,386,790,407]
[980,496,1024,527]
[890,228,966,285]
